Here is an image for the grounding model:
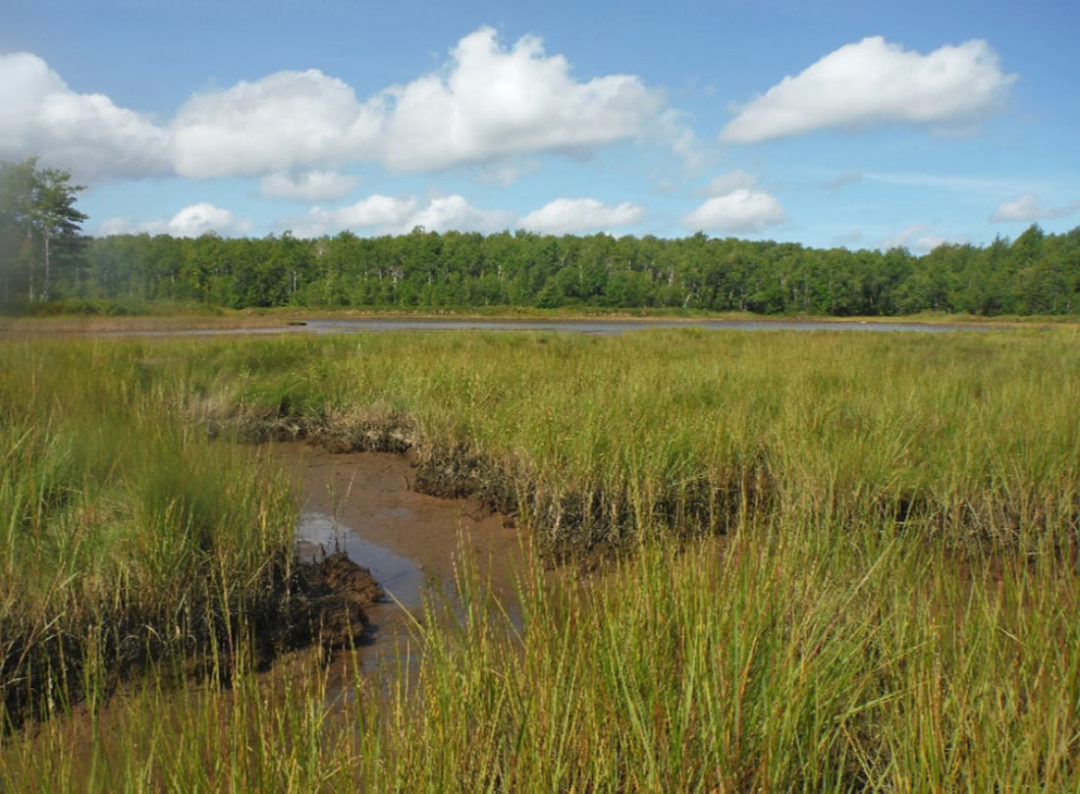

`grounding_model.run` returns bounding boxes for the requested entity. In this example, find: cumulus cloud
[878,223,956,252]
[169,26,671,178]
[98,203,251,237]
[258,170,359,201]
[518,198,645,234]
[990,193,1080,223]
[408,195,515,234]
[722,37,1016,143]
[0,52,170,180]
[171,69,376,178]
[168,203,253,237]
[288,195,417,237]
[372,27,668,171]
[286,193,512,237]
[682,189,786,233]
[3,27,679,183]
